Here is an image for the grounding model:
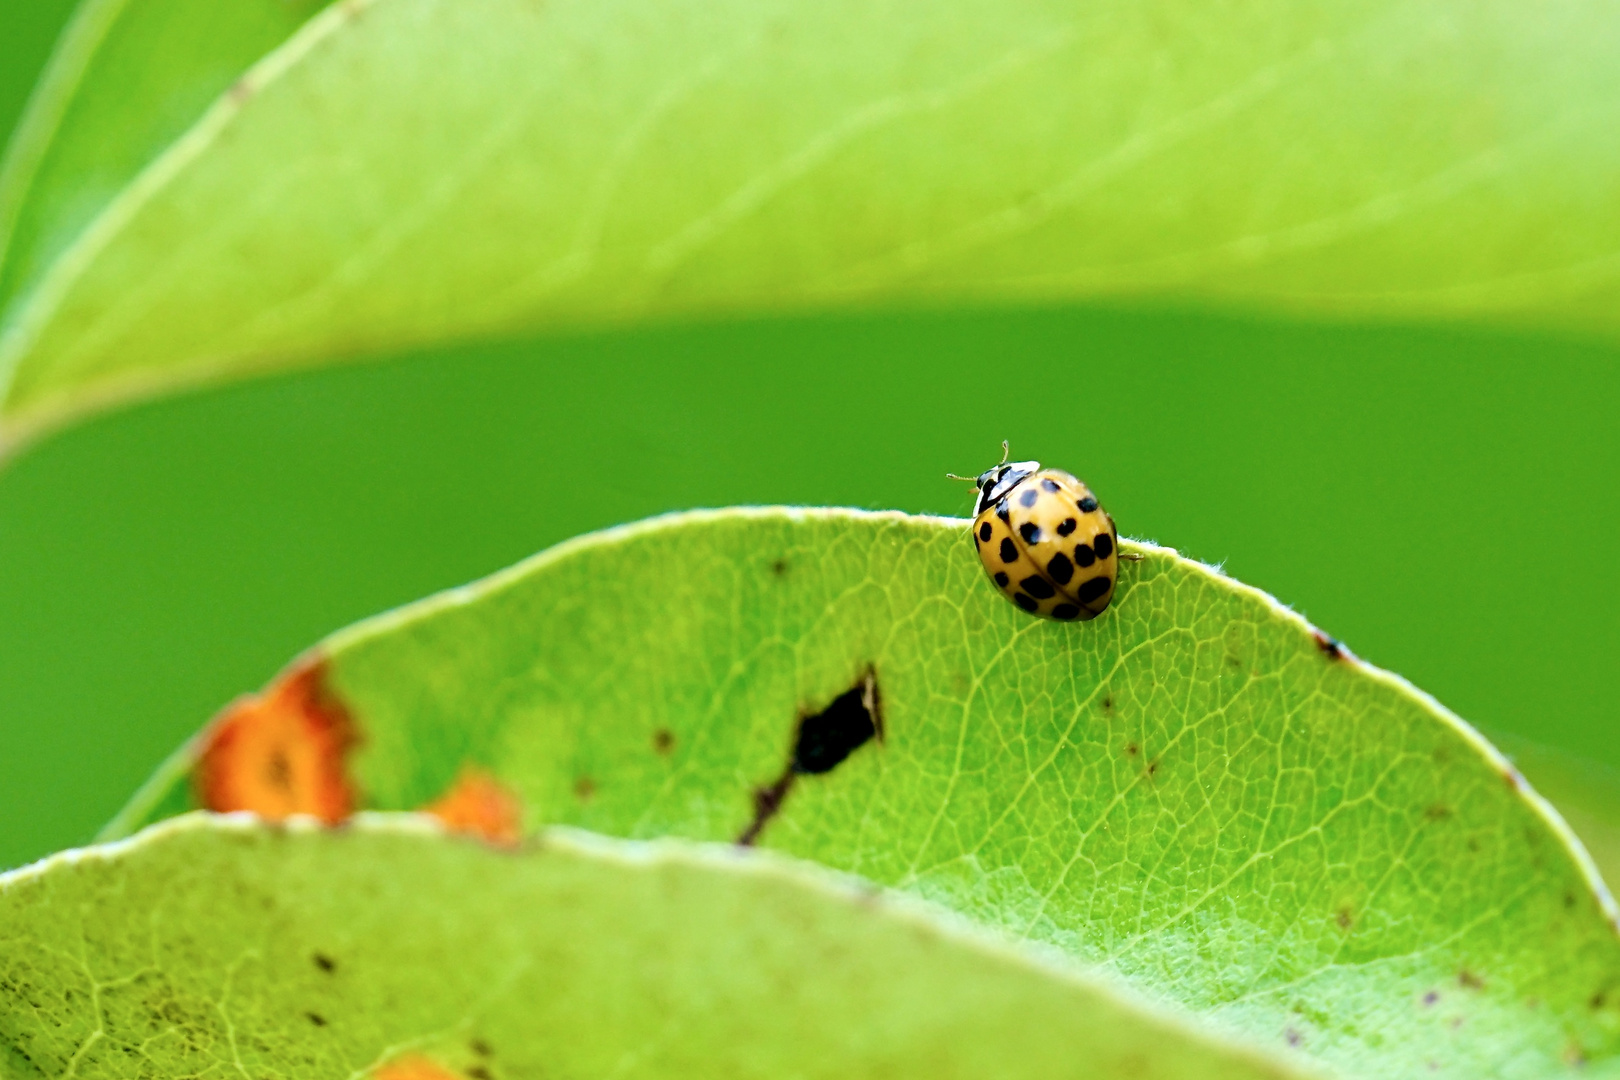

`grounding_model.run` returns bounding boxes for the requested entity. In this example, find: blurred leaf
[0,815,1312,1080]
[3,0,1620,444]
[109,509,1620,1079]
[0,0,329,327]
